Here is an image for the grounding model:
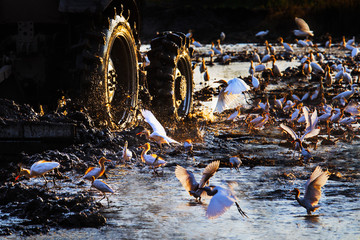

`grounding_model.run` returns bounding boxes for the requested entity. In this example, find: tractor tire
[147,31,194,122]
[77,11,139,129]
